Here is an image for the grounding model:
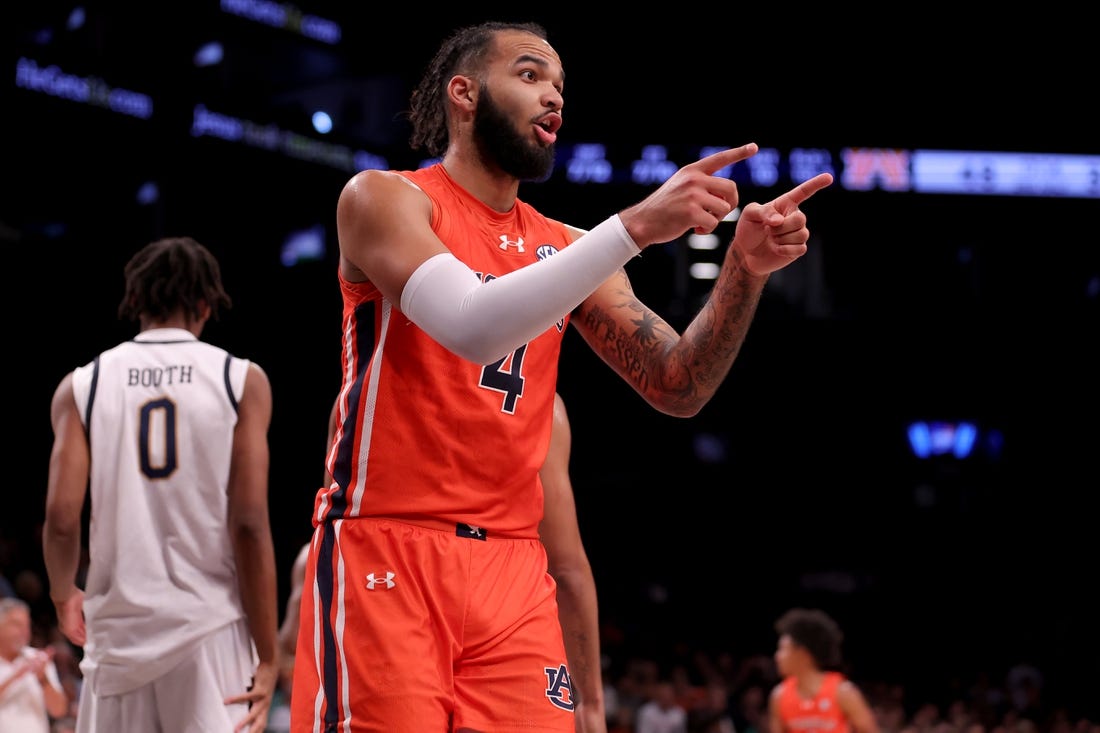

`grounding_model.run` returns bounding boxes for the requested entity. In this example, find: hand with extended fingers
[618,143,760,249]
[616,143,833,272]
[731,170,834,276]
